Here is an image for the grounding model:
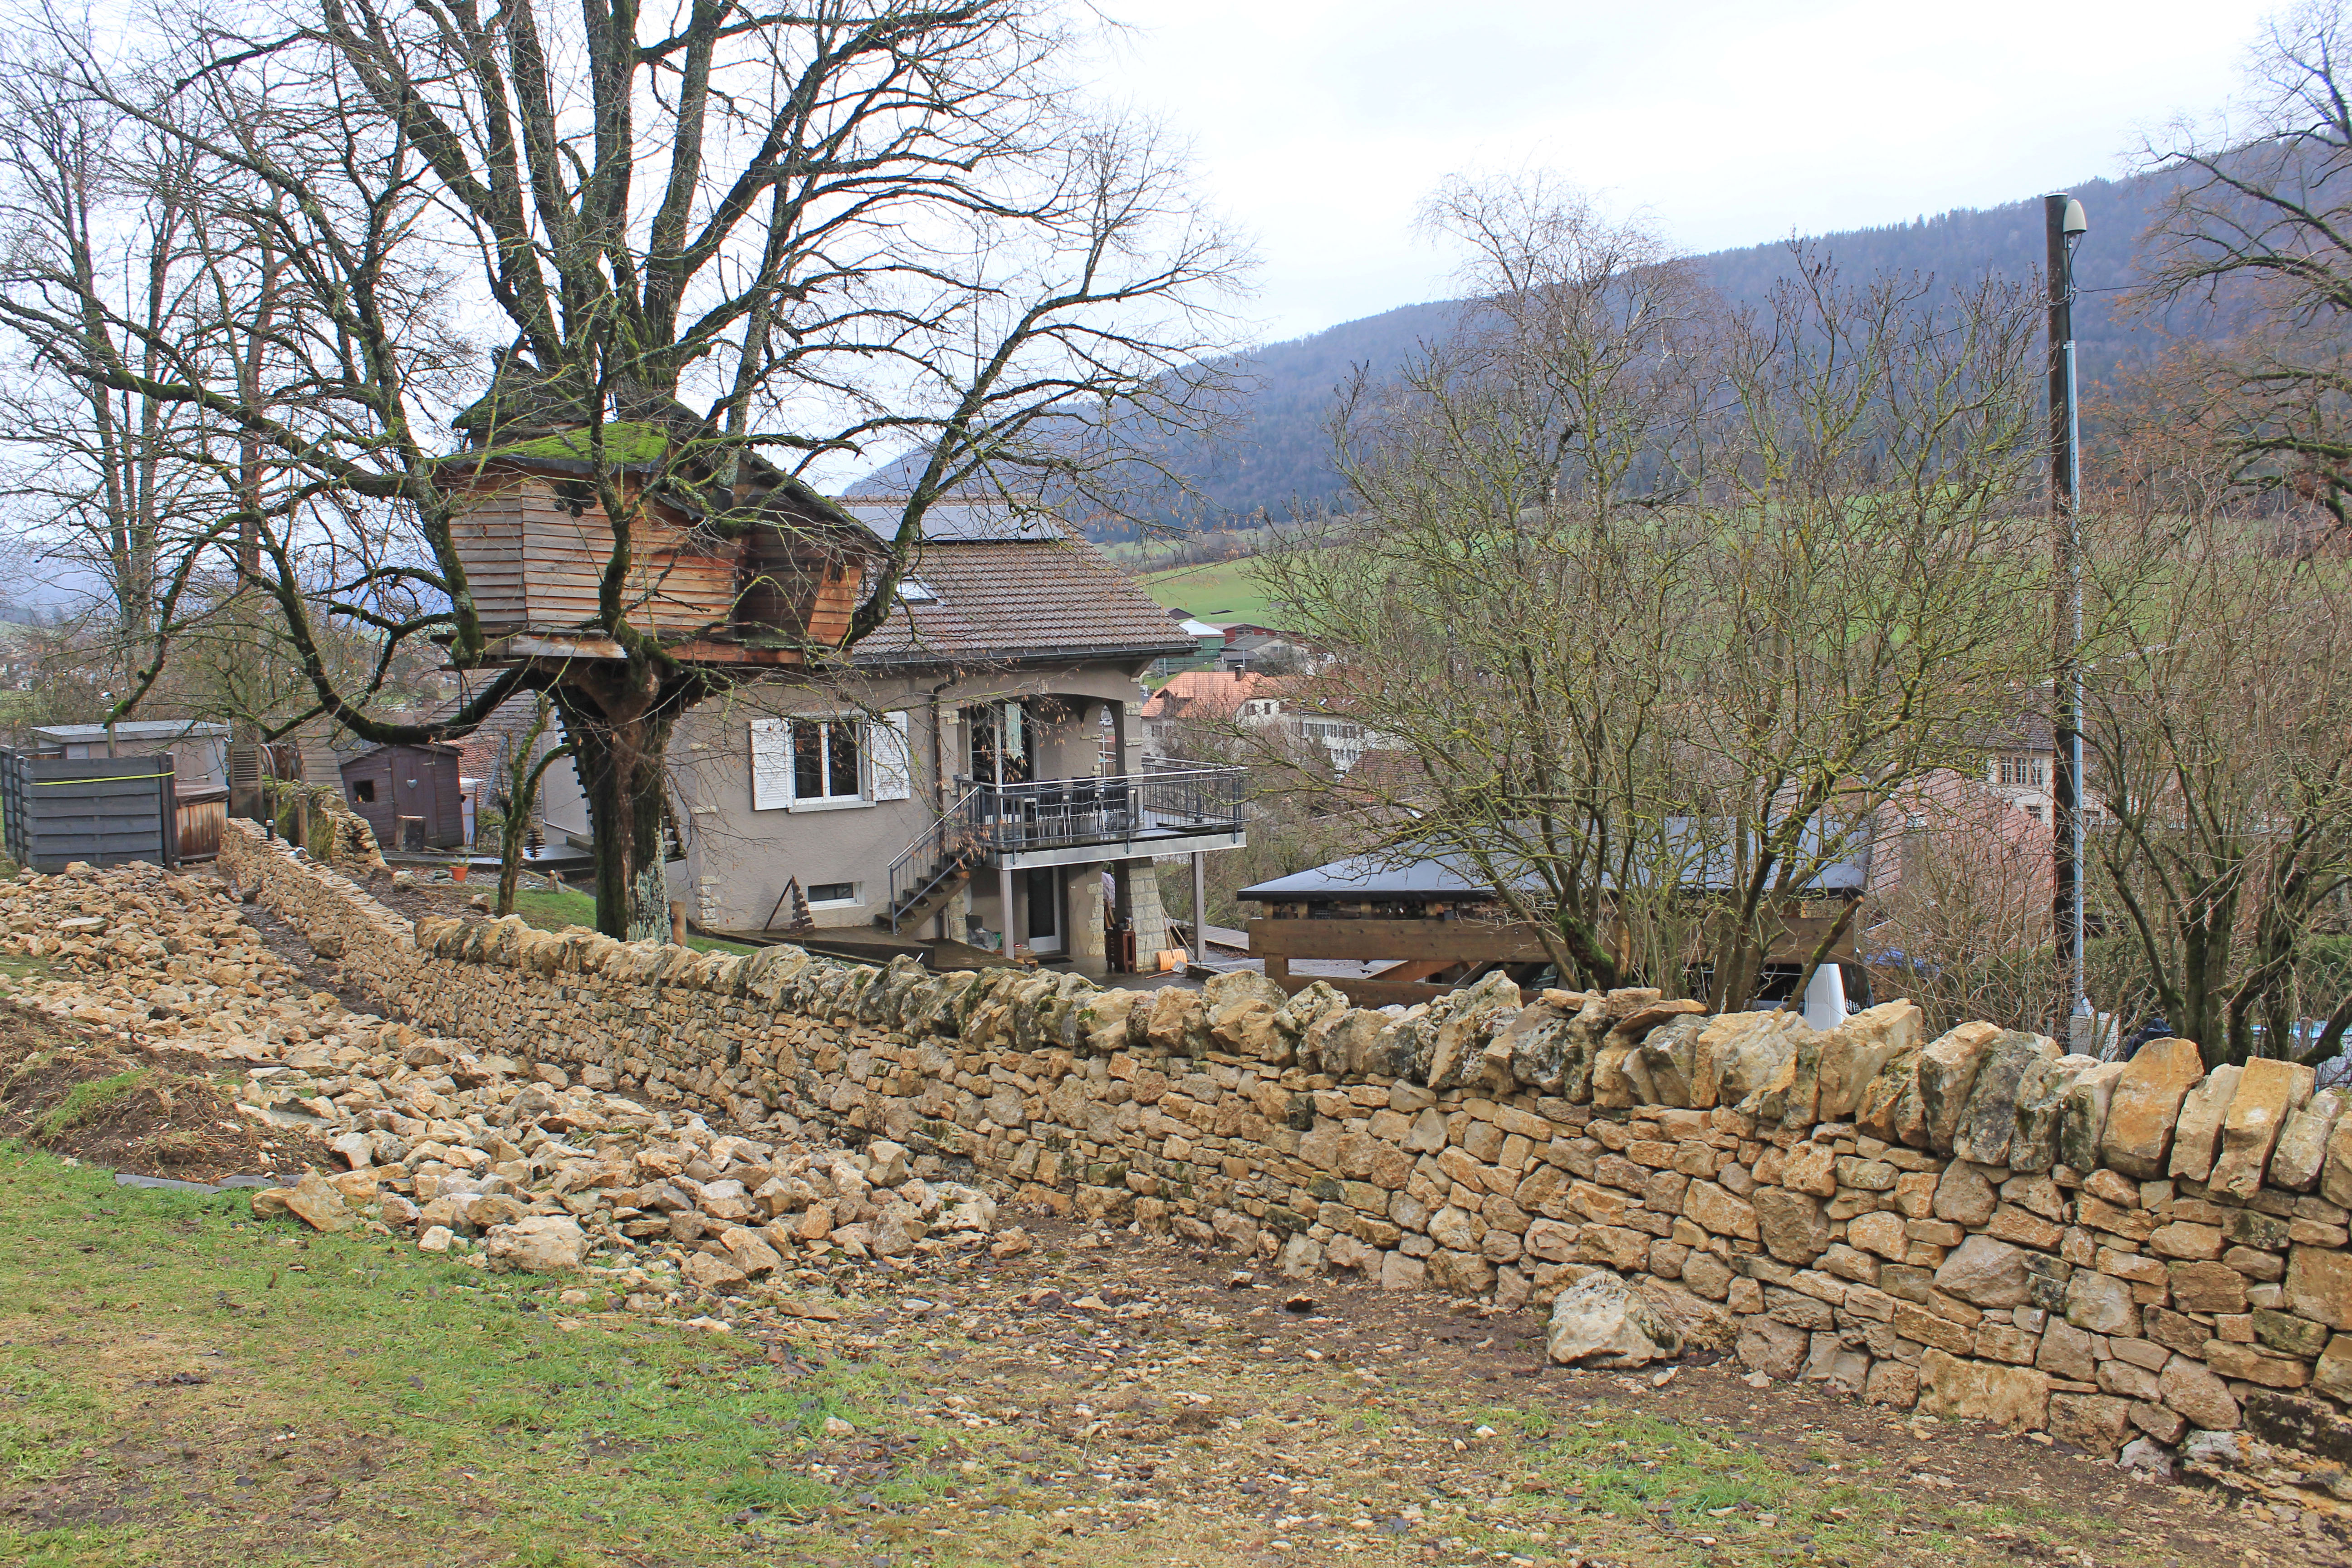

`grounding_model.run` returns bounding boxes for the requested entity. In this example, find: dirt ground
[781,1212,2340,1568]
[0,998,336,1184]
